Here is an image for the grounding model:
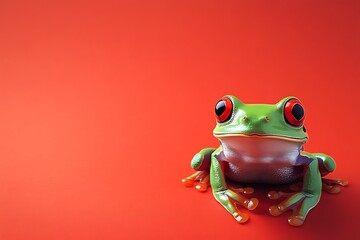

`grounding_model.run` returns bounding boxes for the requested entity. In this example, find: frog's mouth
[213,133,308,143]
[213,133,306,162]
